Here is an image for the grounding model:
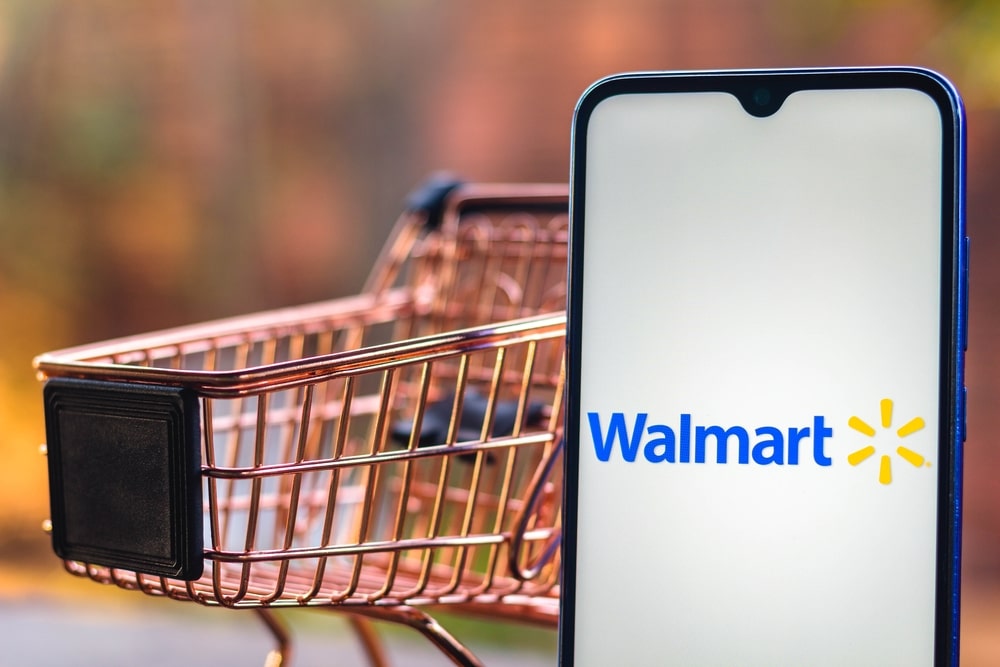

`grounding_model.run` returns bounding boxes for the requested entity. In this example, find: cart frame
[36,181,569,666]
